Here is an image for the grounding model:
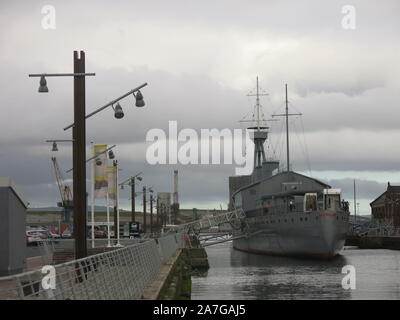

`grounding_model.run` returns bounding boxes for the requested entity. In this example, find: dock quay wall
[345,235,400,250]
